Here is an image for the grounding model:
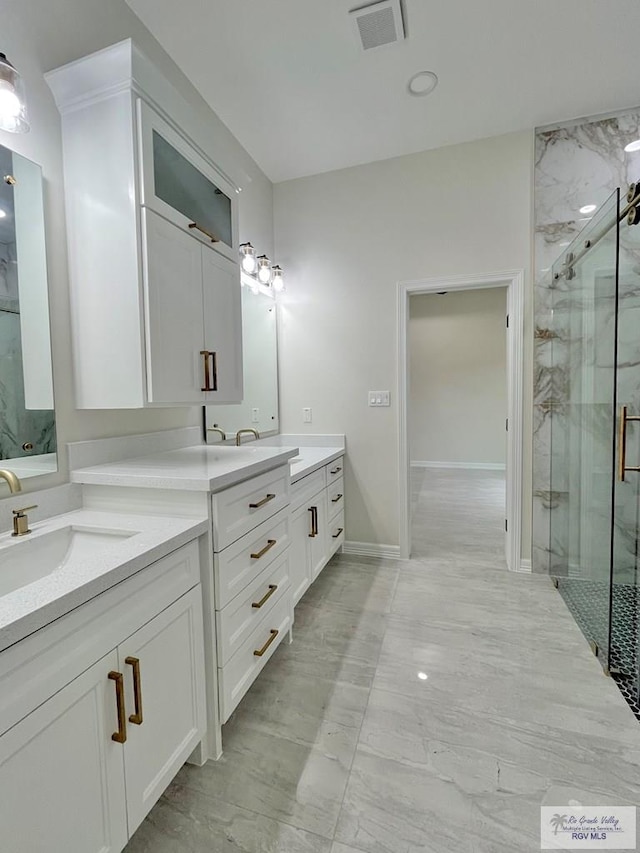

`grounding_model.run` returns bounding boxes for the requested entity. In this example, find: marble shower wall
[533,110,640,573]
